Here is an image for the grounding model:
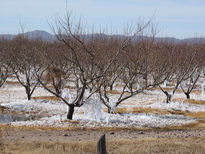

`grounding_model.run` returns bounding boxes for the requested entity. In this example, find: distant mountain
[0,34,15,40]
[0,30,205,43]
[0,30,56,41]
[23,30,56,41]
[182,37,205,44]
